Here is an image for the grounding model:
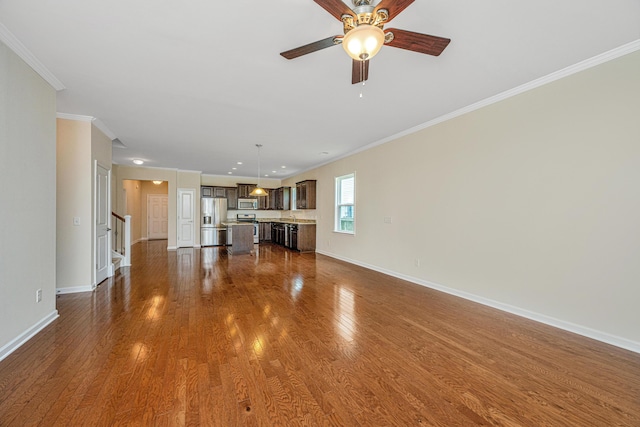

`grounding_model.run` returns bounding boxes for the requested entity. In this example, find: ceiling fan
[280,0,451,84]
